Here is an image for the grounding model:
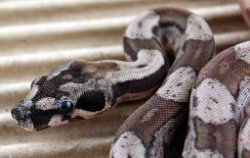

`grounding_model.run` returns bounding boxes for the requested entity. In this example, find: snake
[10,7,250,158]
